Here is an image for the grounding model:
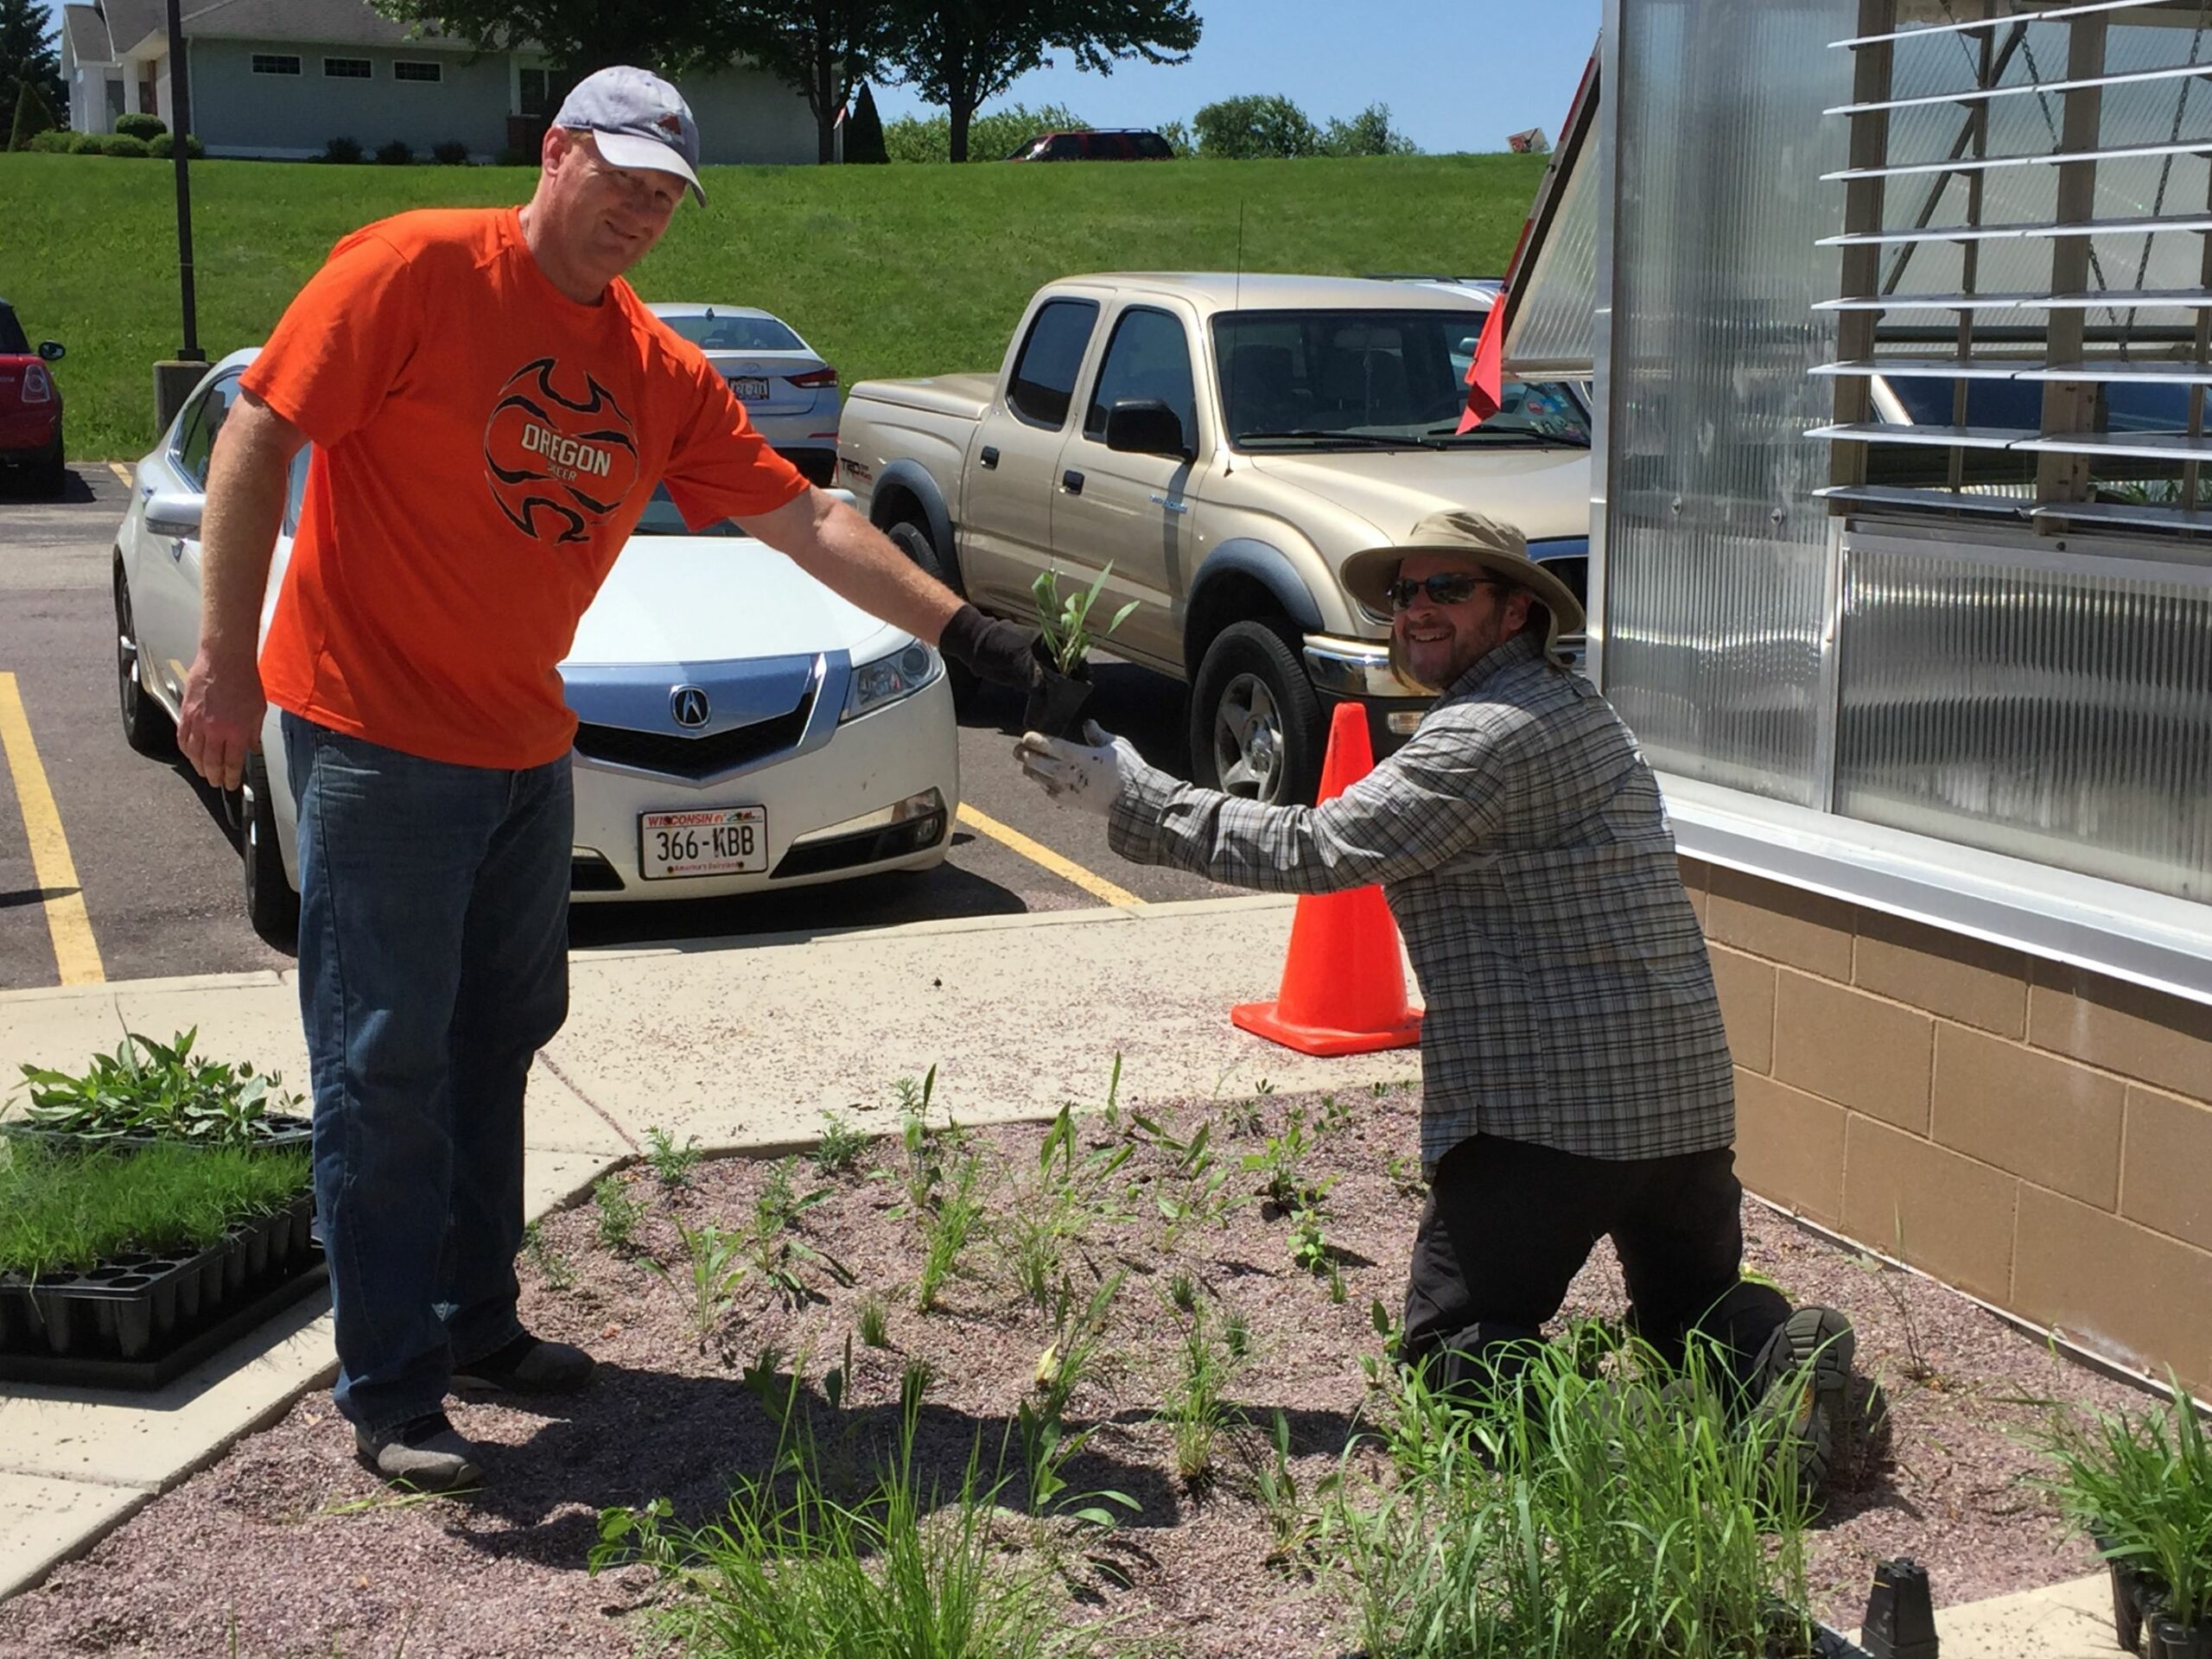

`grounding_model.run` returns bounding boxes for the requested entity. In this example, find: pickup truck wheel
[1189,620,1324,806]
[887,519,979,709]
